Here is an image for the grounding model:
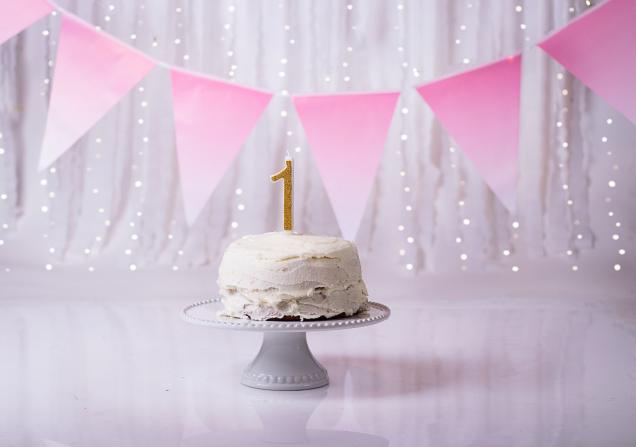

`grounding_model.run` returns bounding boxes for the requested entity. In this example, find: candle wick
[285,150,292,160]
